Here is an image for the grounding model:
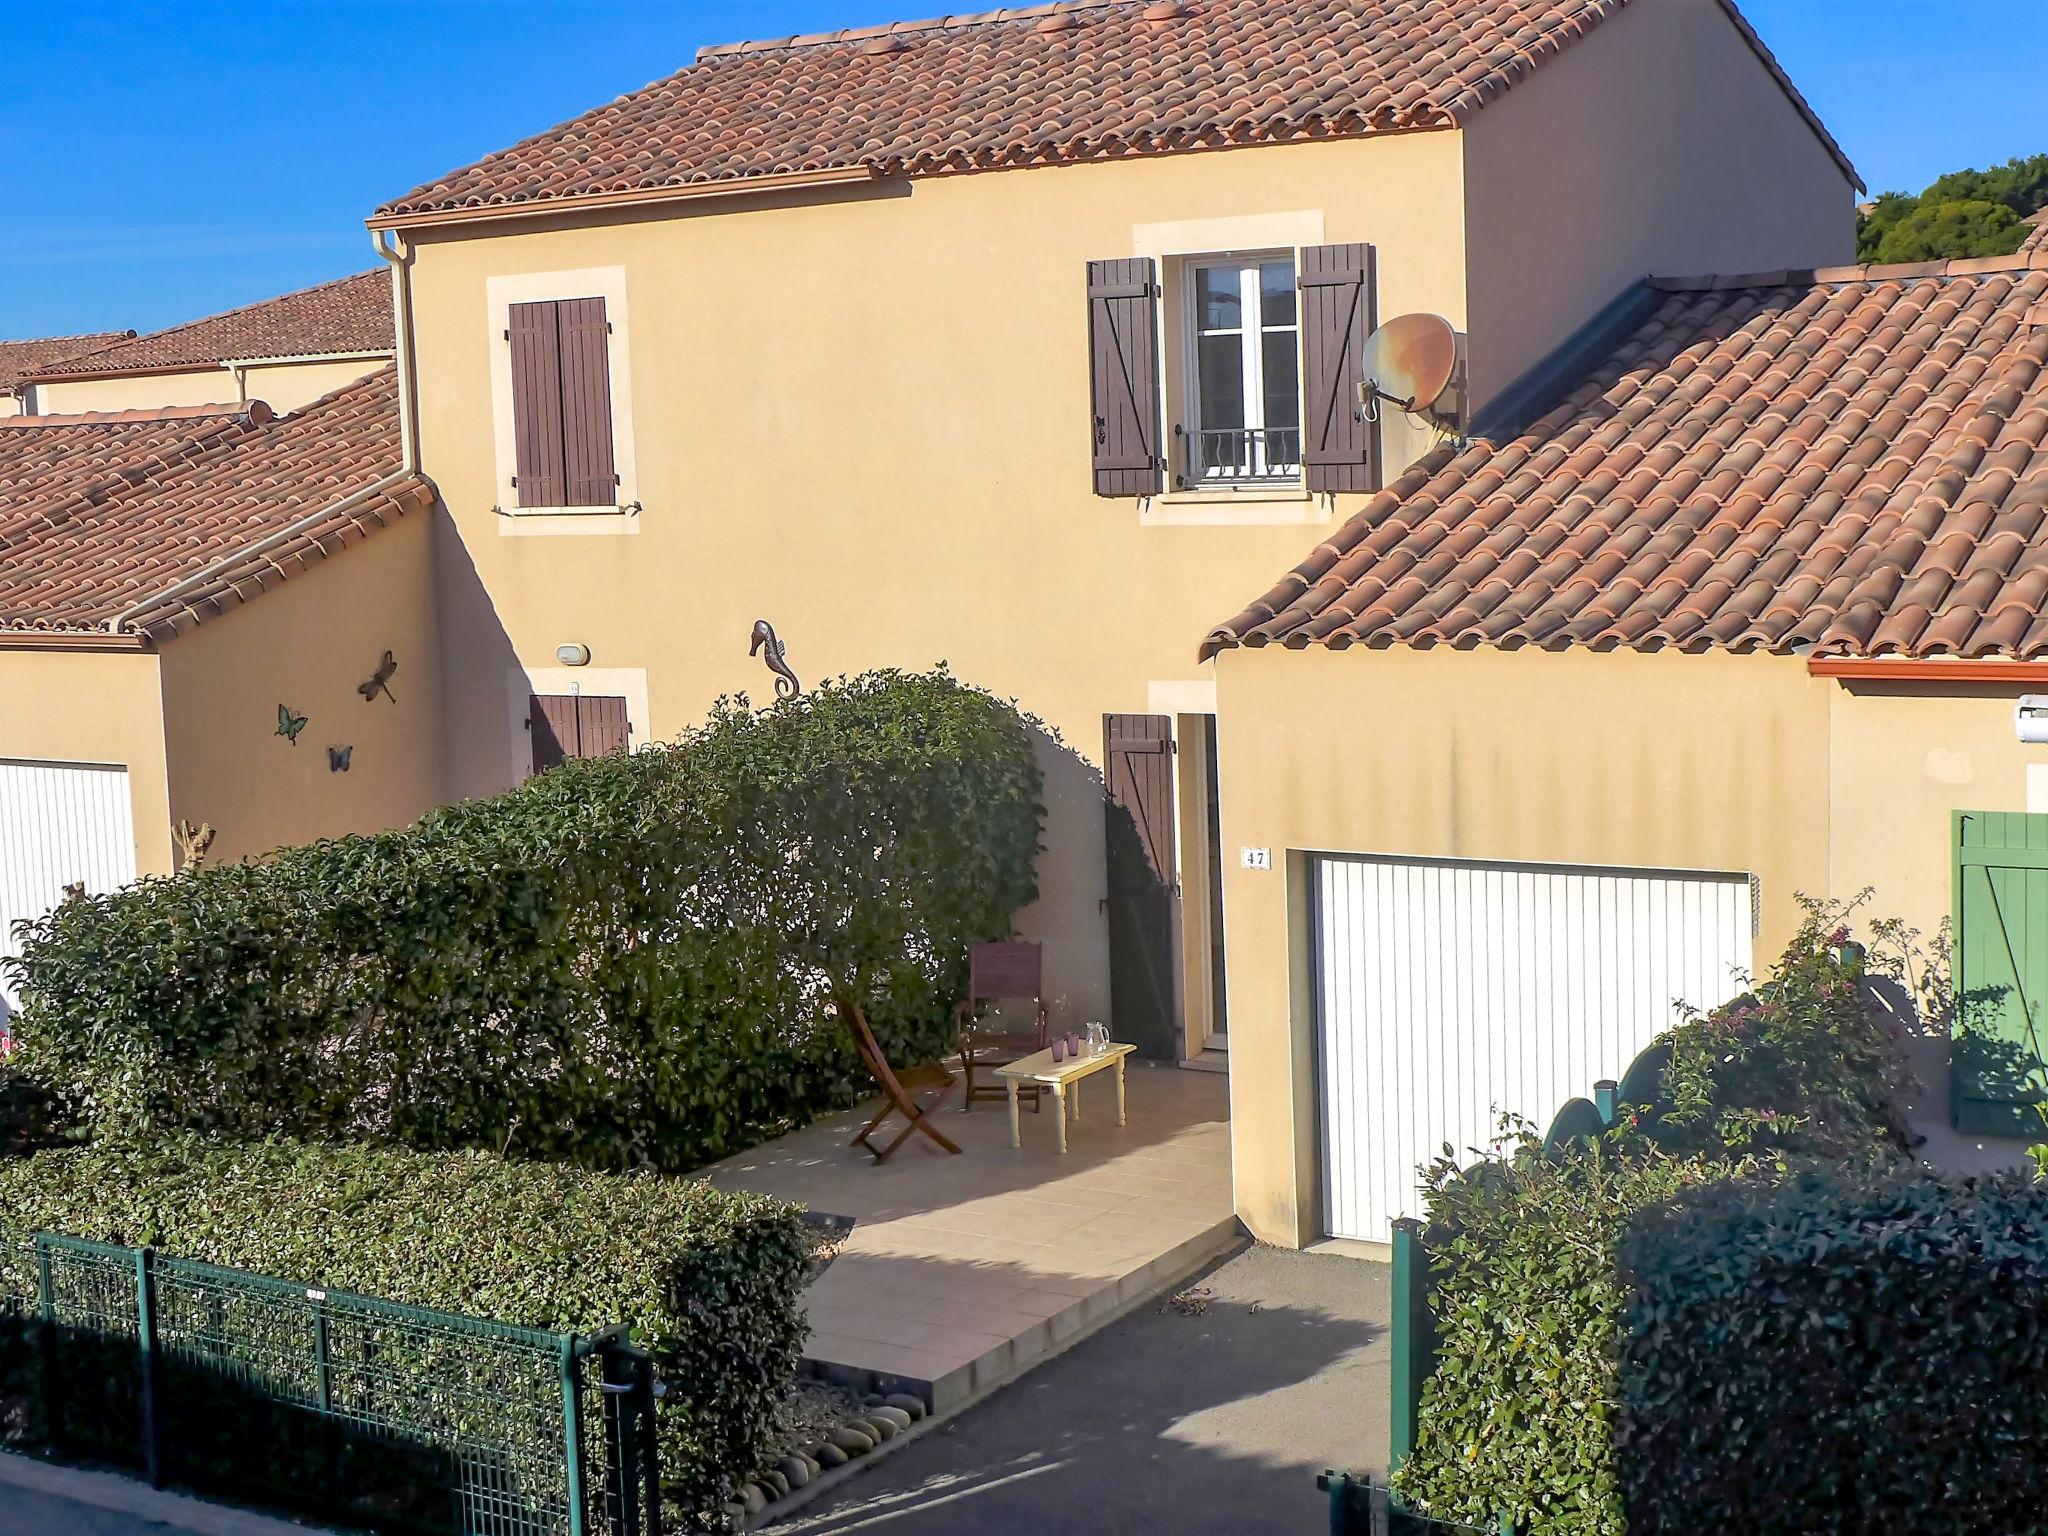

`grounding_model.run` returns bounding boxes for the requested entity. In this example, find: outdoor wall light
[2017,696,2048,744]
[556,643,591,667]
